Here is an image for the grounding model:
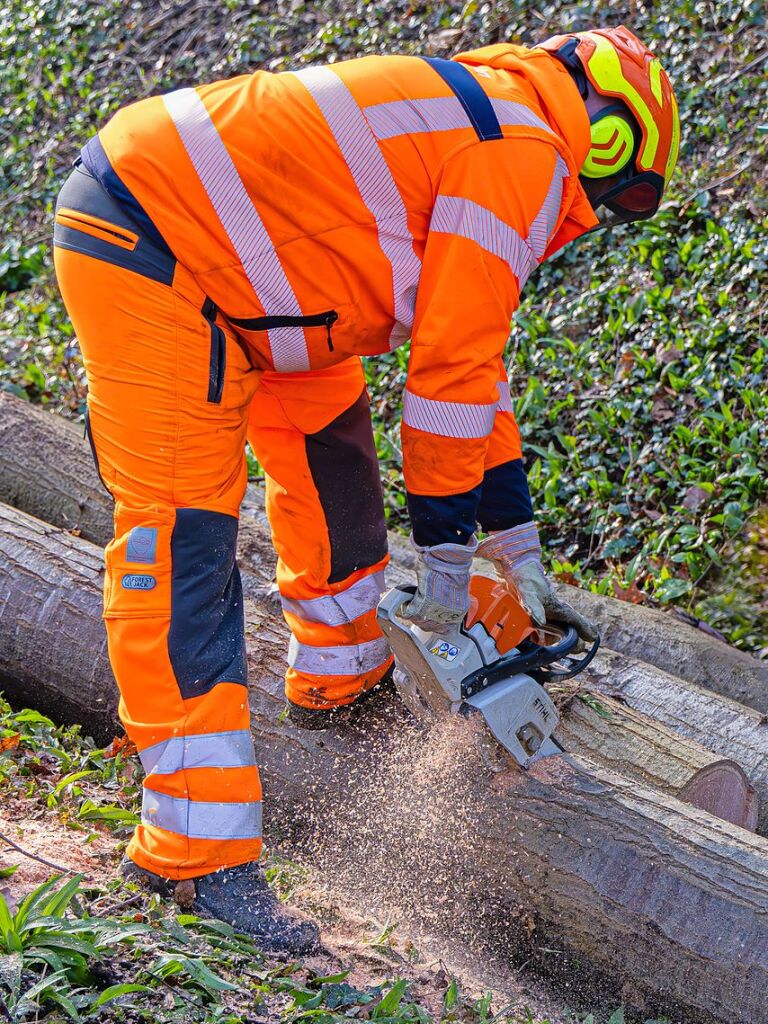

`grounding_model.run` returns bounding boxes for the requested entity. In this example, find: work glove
[403,536,478,632]
[476,522,598,643]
